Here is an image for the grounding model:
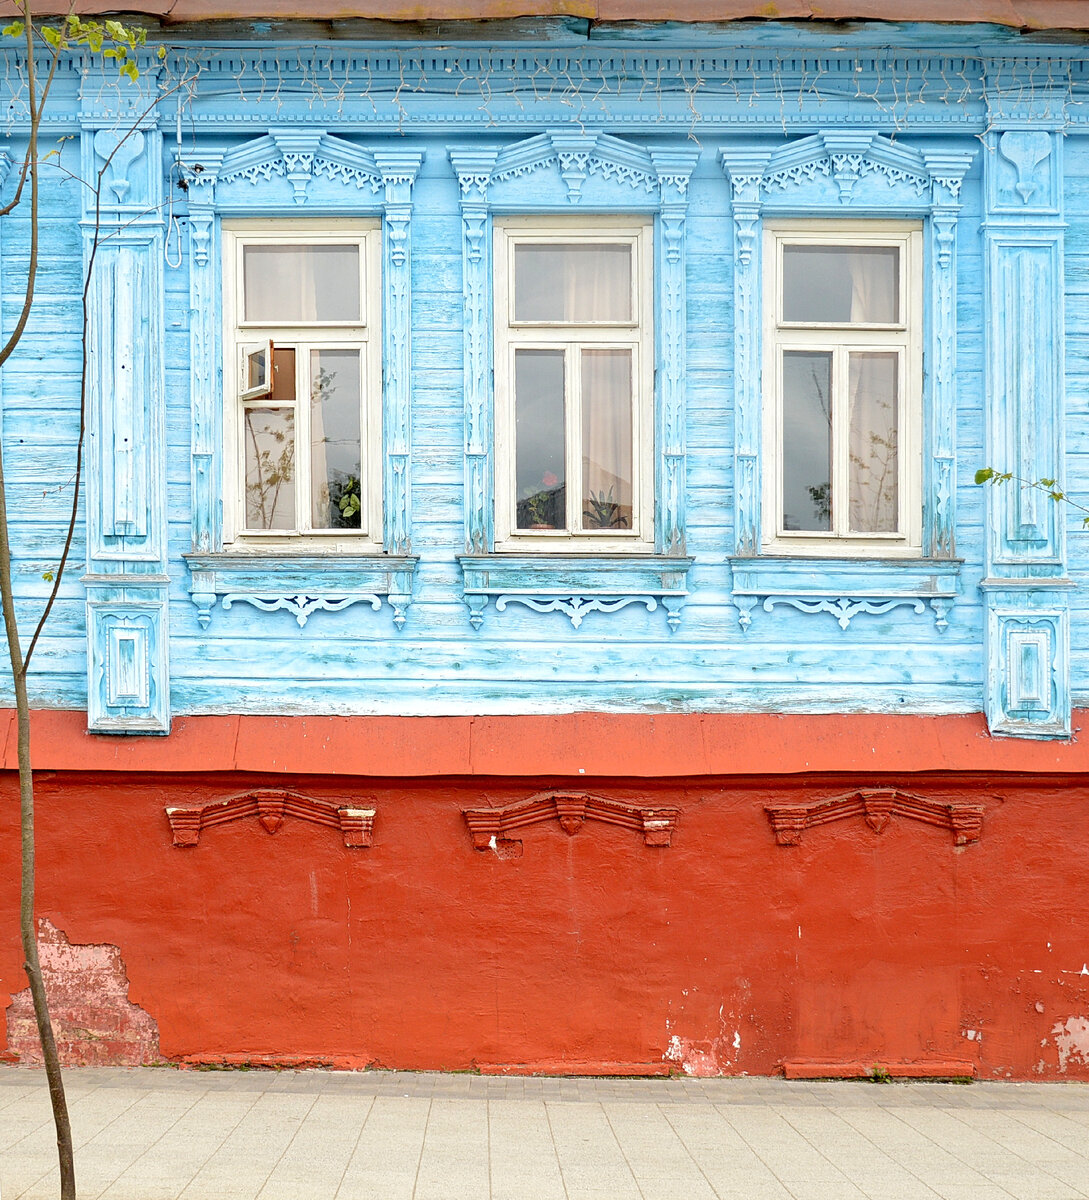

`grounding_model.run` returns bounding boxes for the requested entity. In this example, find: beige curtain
[569,247,633,531]
[847,252,898,533]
